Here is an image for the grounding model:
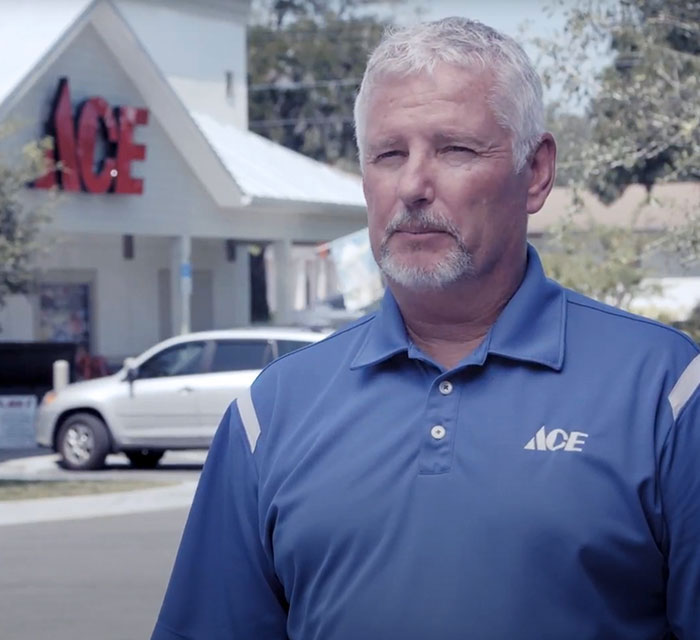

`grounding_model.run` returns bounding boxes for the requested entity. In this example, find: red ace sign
[35,78,149,194]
